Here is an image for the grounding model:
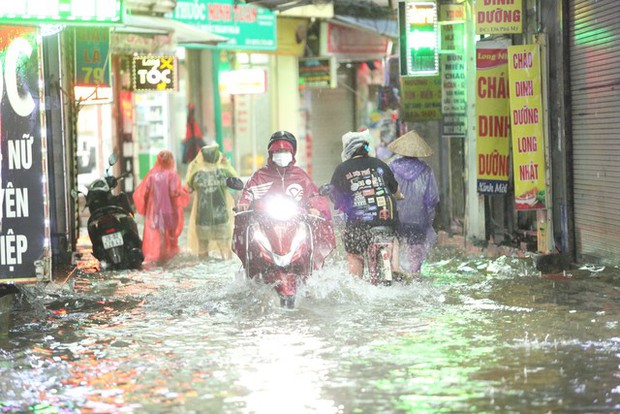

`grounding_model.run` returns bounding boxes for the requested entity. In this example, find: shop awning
[119,14,229,45]
[332,16,398,39]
